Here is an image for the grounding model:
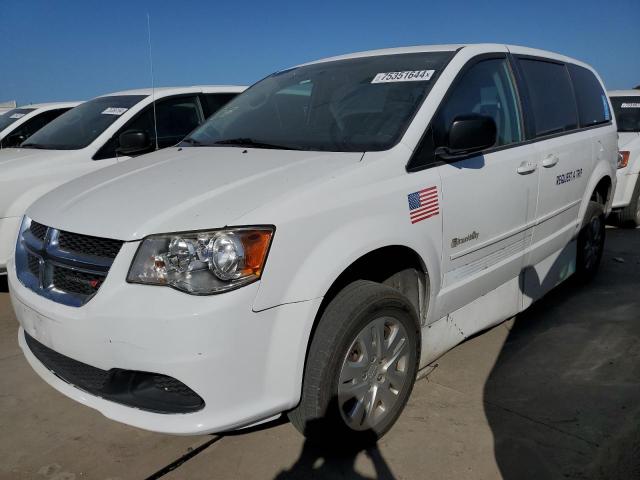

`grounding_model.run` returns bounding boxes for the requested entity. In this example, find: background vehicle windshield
[184,52,454,152]
[0,108,35,132]
[611,96,640,132]
[22,95,147,150]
